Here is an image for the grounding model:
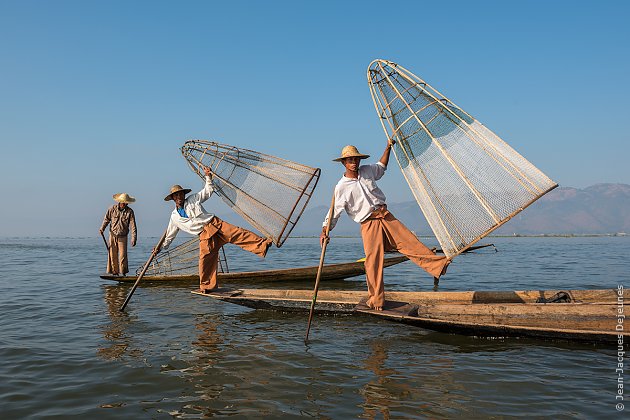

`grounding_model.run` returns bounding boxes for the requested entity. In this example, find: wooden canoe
[99,255,408,283]
[192,287,629,343]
